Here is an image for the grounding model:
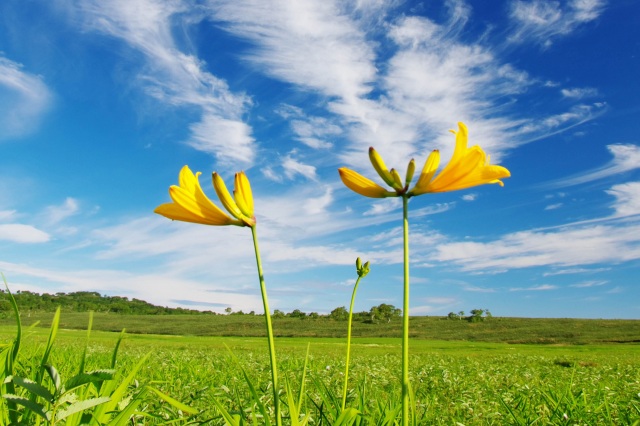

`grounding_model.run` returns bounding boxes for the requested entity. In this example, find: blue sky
[1,0,639,318]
